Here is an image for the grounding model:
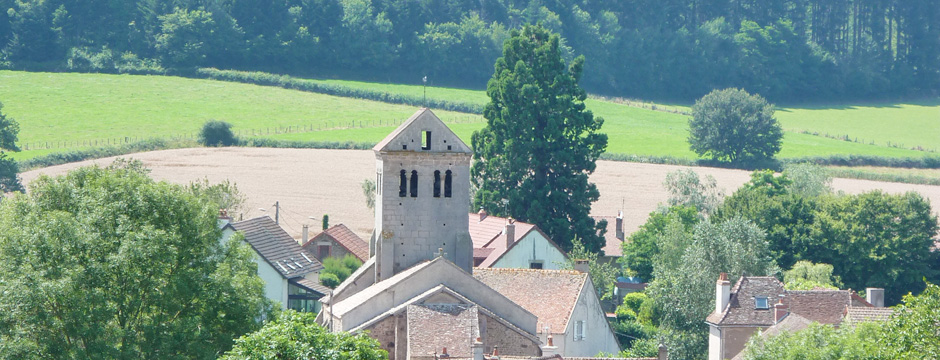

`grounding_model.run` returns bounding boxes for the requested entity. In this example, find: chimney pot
[478,208,487,222]
[774,299,789,324]
[472,337,484,360]
[574,259,589,273]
